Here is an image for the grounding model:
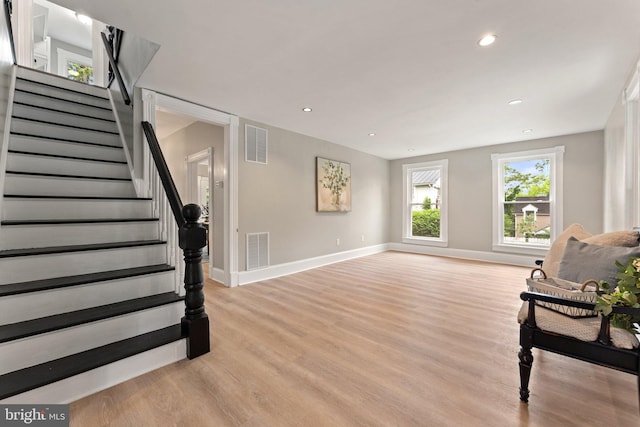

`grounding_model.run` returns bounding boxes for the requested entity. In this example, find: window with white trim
[402,160,448,246]
[492,146,564,254]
